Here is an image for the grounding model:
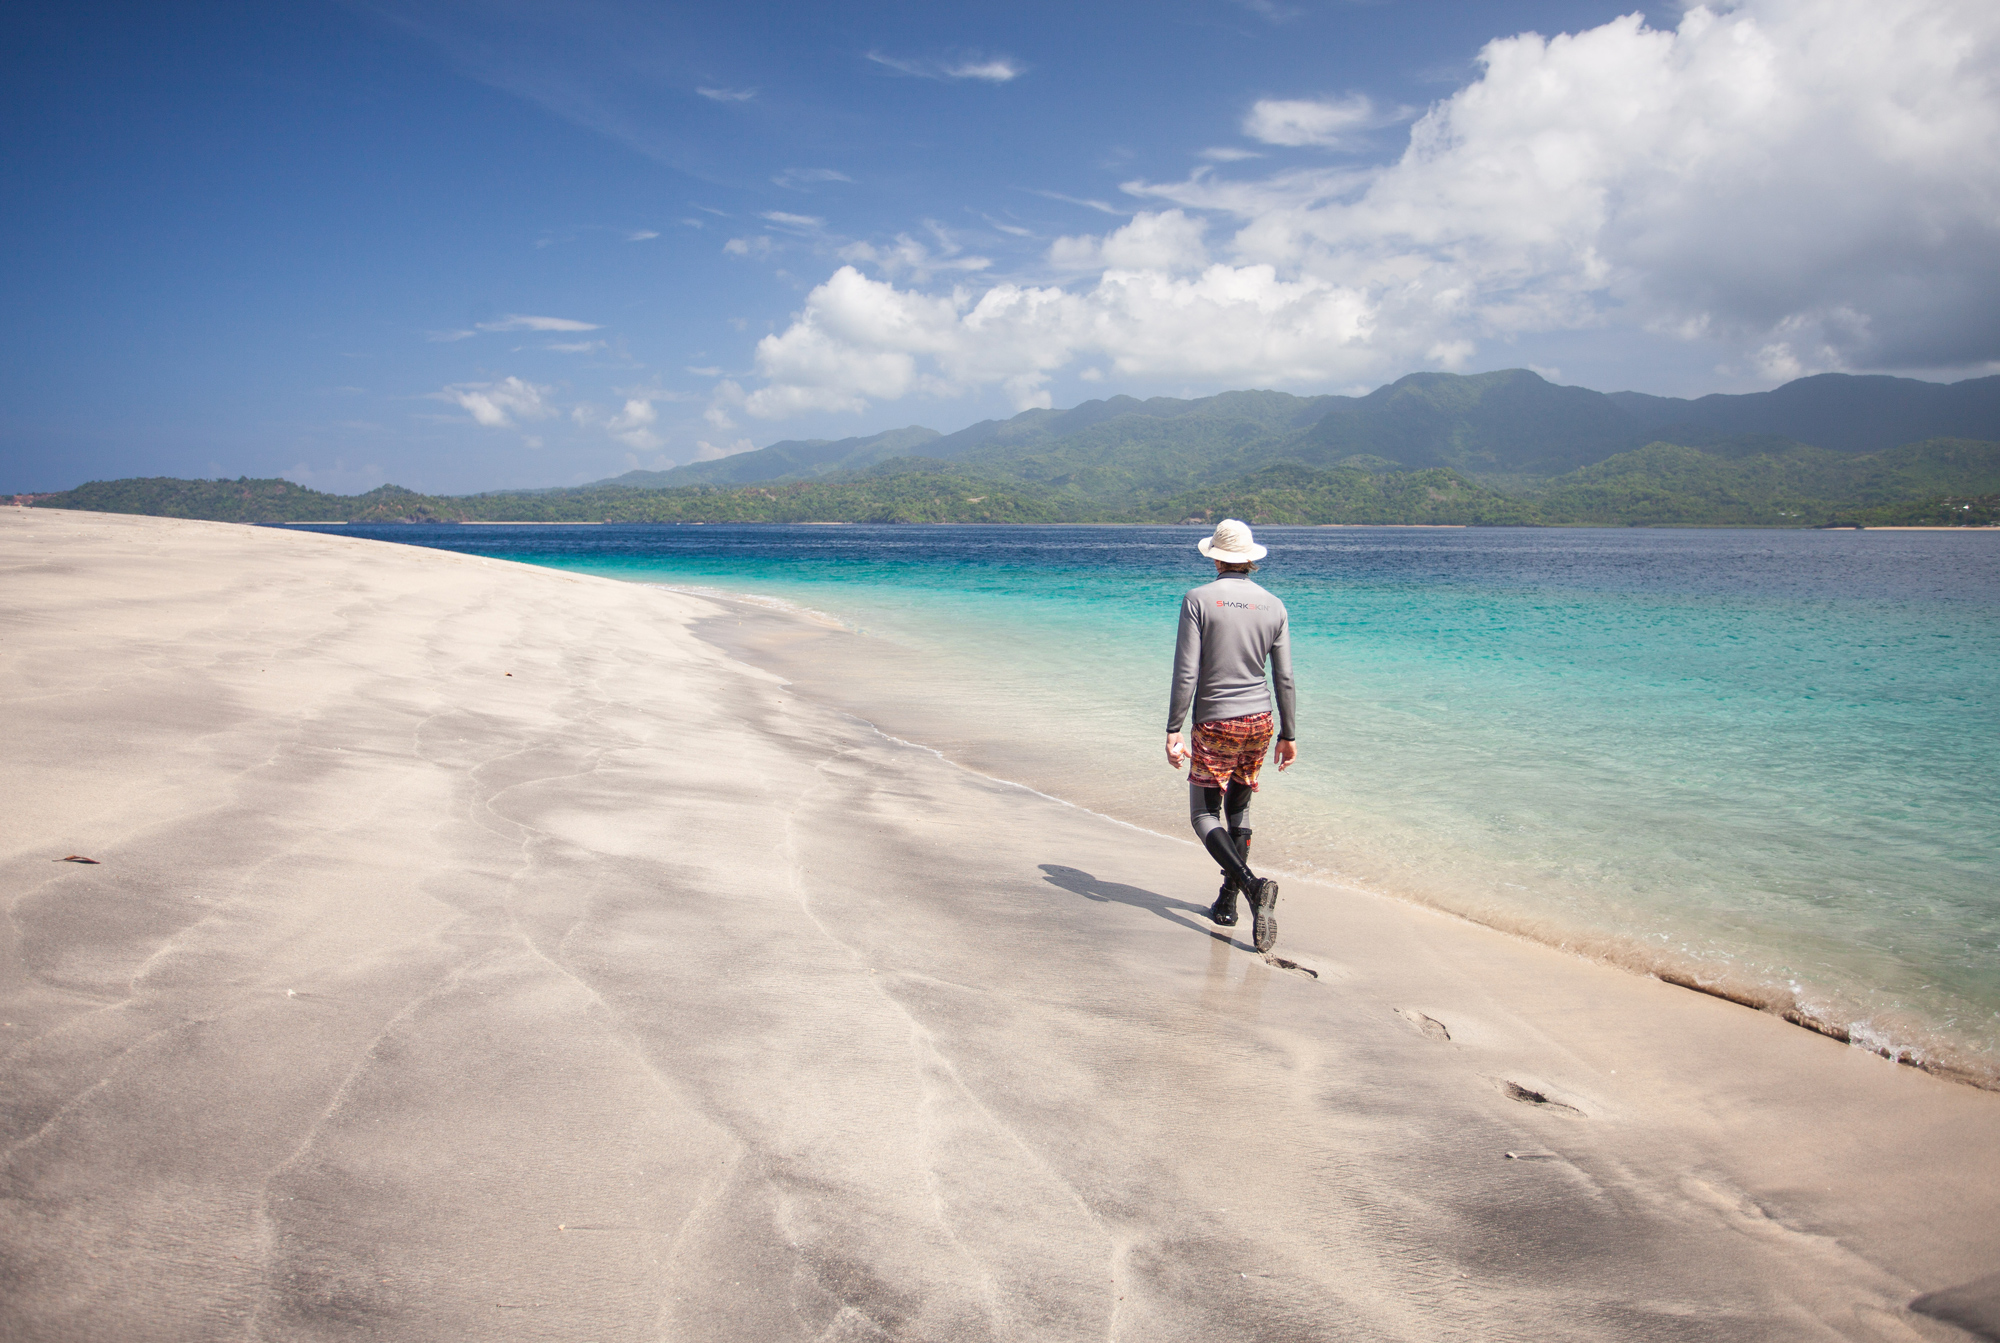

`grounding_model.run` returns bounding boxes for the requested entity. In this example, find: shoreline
[684,583,2000,1094]
[6,508,2000,1338]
